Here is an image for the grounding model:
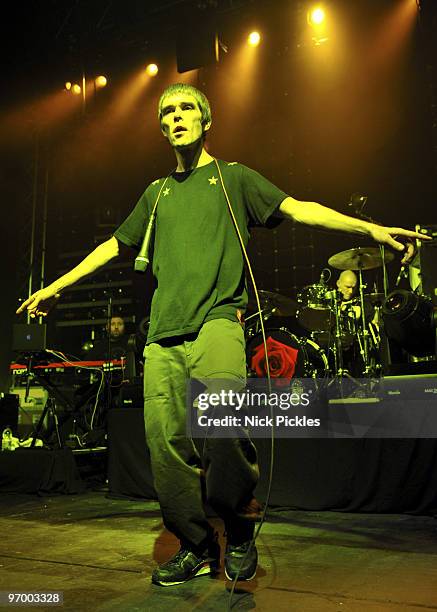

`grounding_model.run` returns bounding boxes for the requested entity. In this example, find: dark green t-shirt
[114,159,288,343]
